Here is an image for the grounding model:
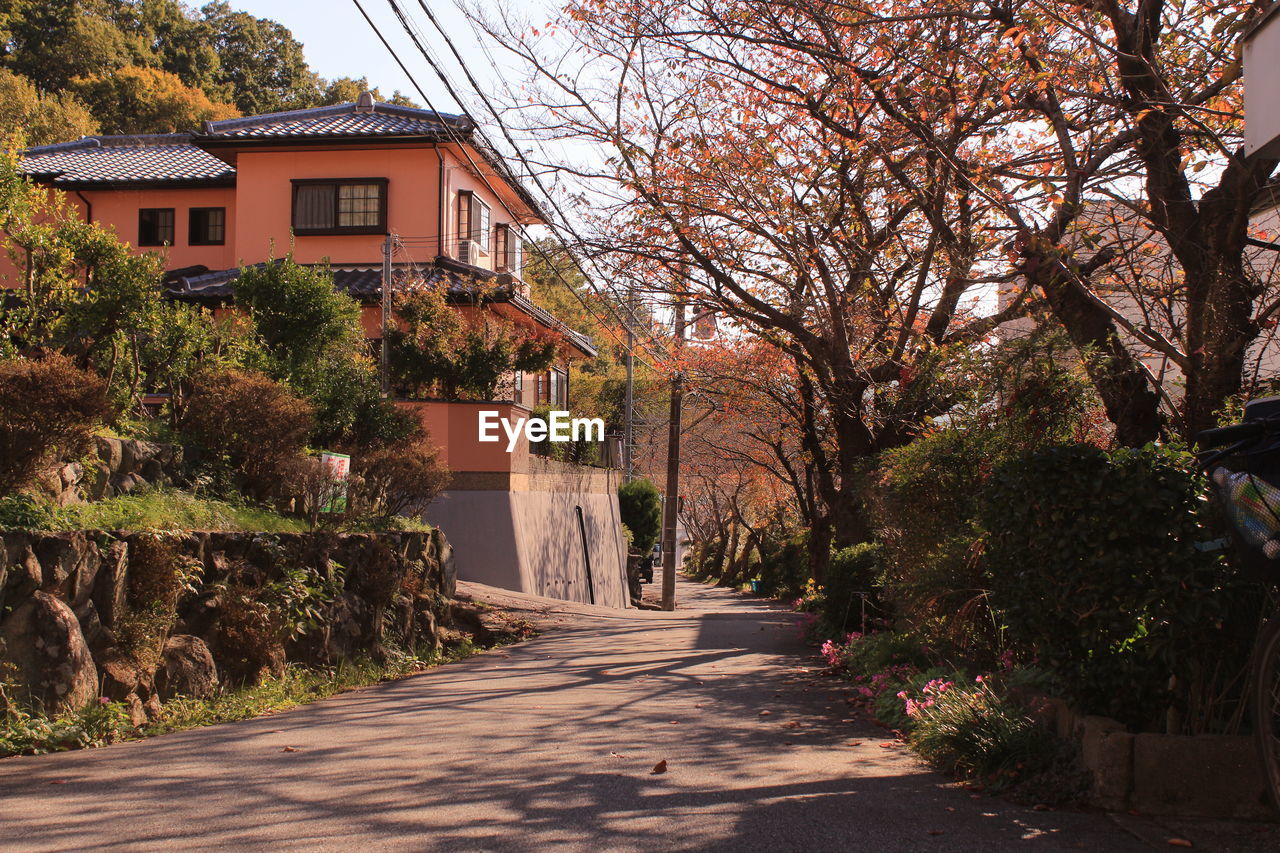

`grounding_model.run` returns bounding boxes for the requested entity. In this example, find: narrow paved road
[0,578,1208,851]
